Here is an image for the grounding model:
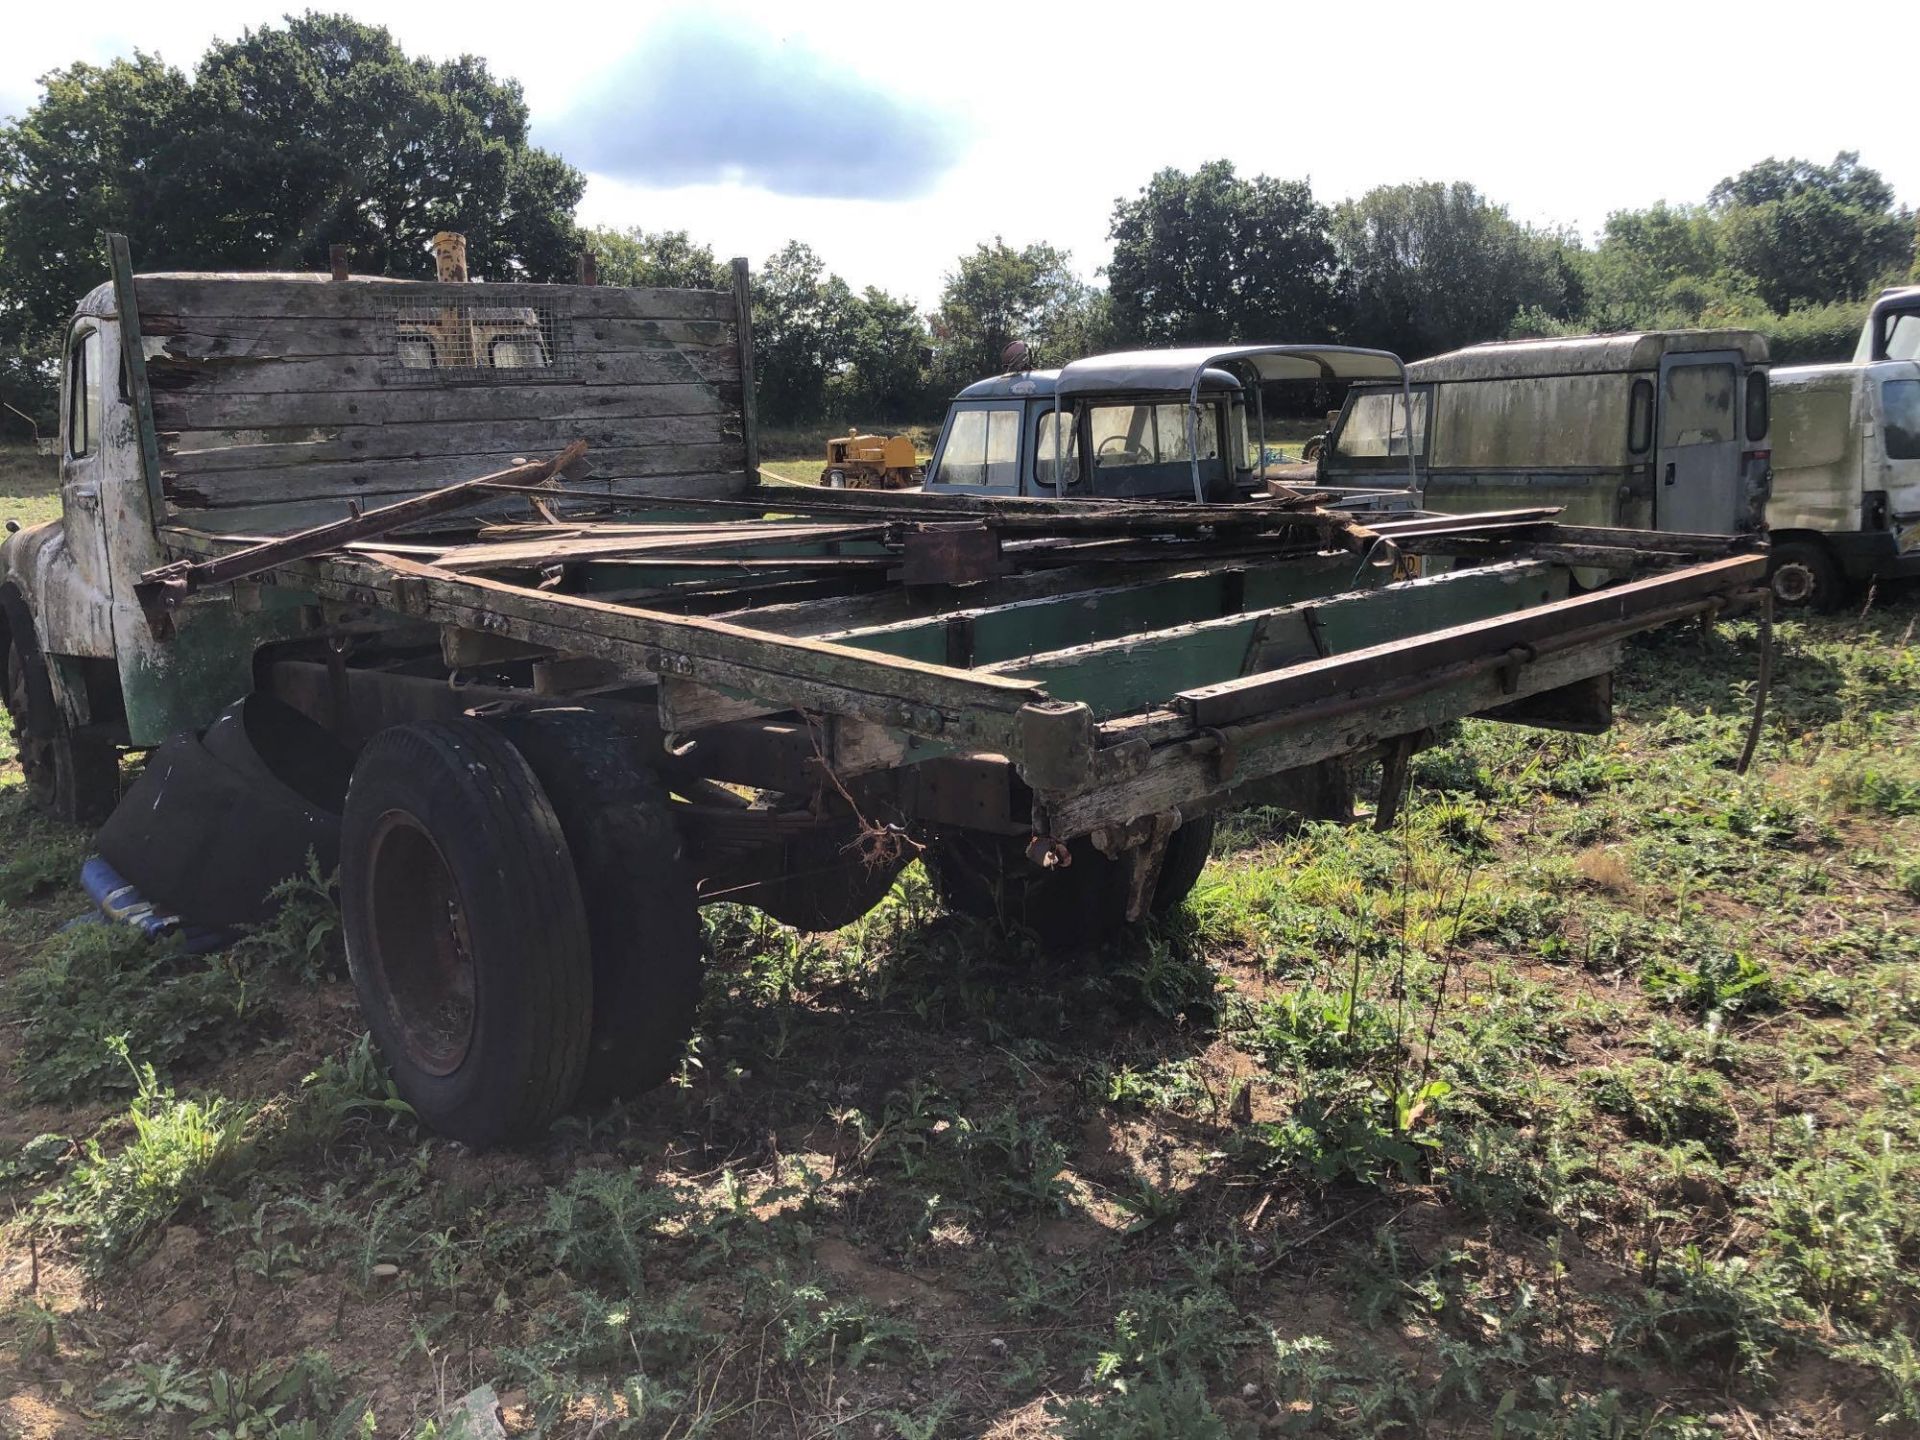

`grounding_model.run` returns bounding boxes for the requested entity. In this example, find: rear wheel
[340,719,592,1146]
[2,598,118,825]
[488,709,704,1103]
[927,817,1215,948]
[1768,540,1842,612]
